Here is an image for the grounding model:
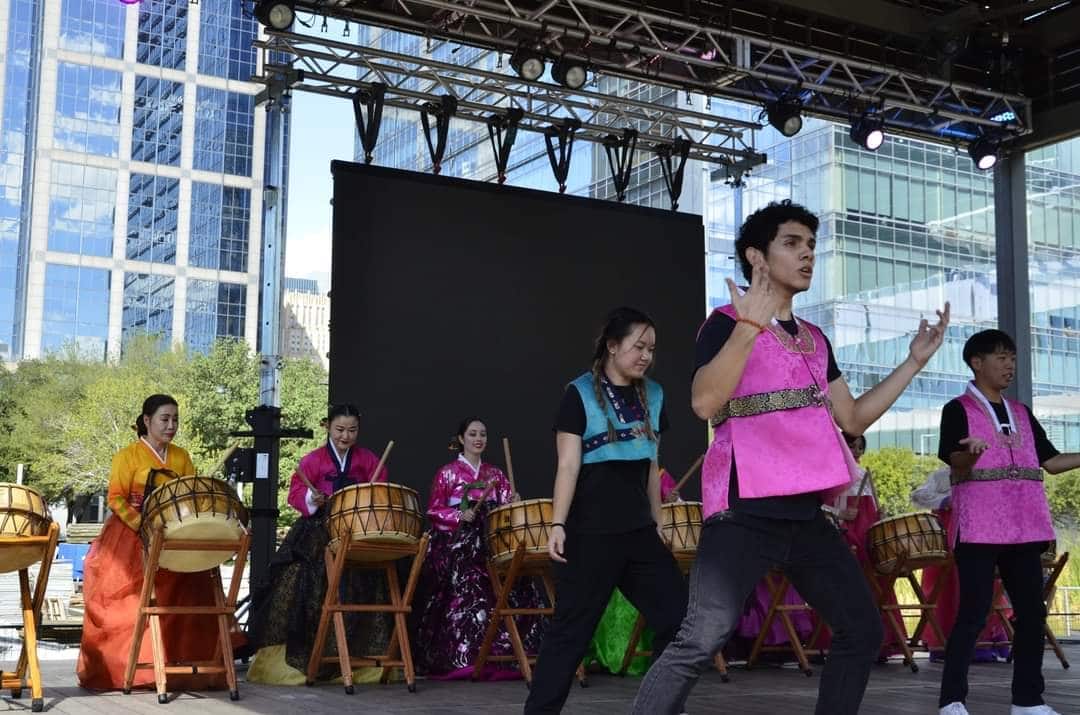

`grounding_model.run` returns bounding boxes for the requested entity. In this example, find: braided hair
[590,307,658,443]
